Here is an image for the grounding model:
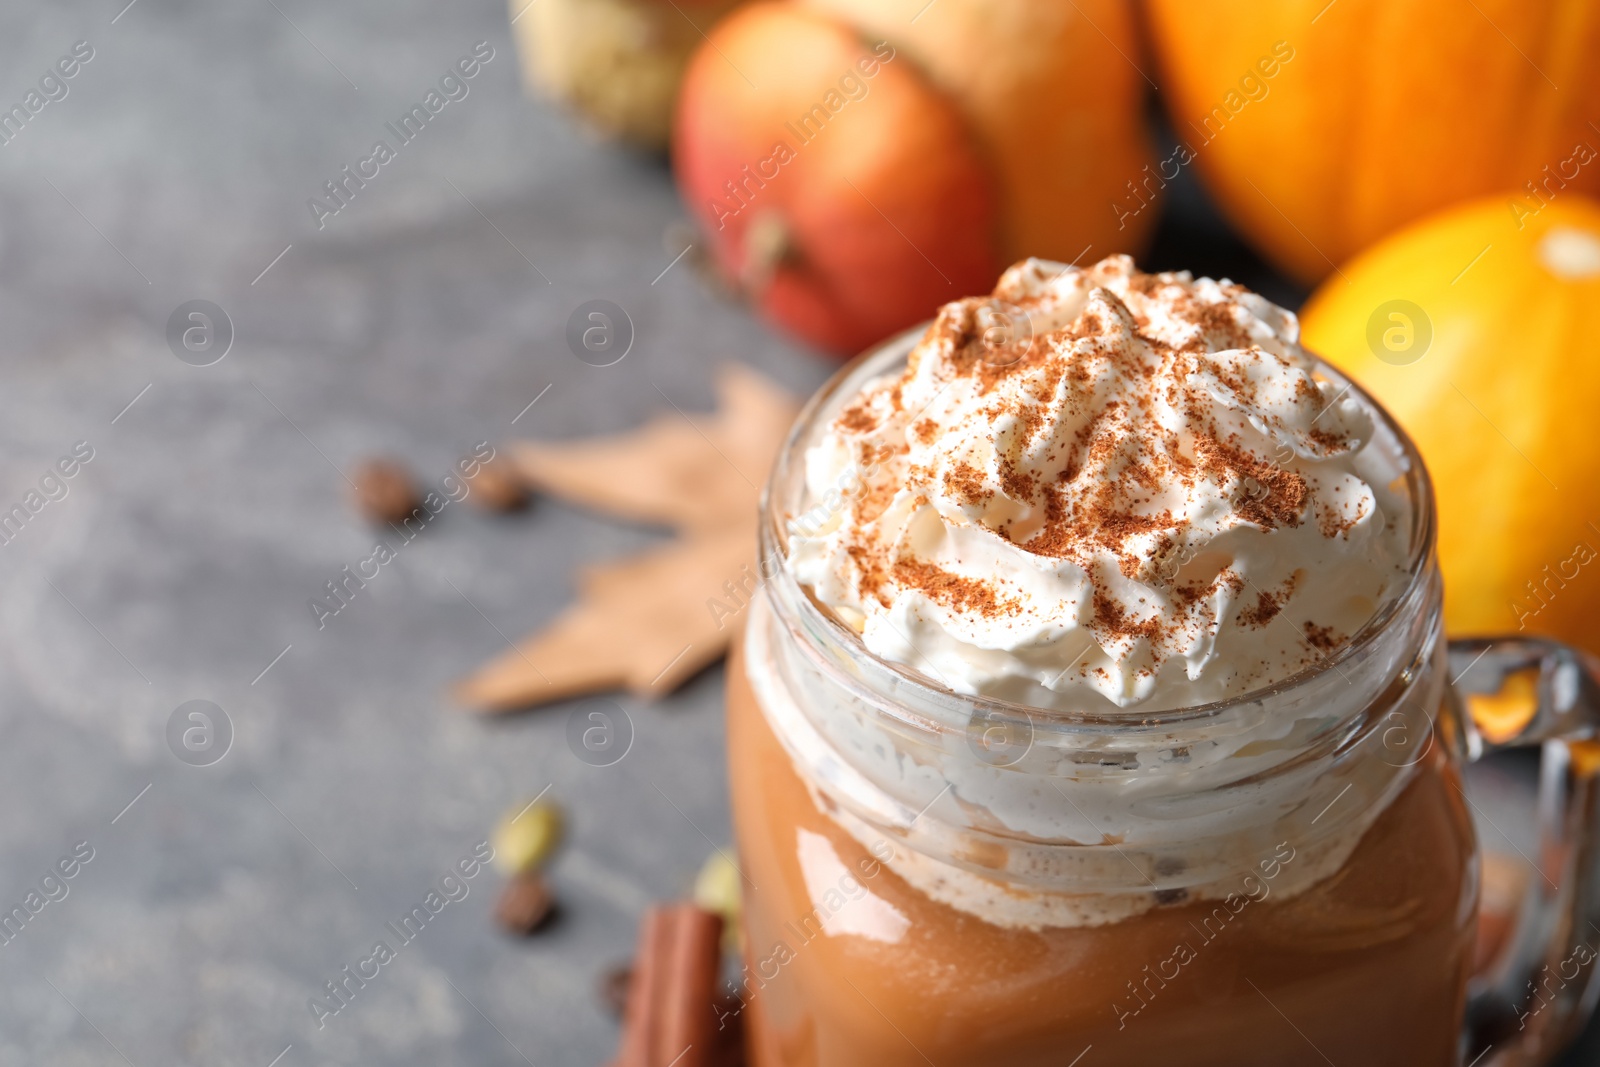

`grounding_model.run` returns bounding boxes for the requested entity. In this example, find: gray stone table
[0,2,1592,1065]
